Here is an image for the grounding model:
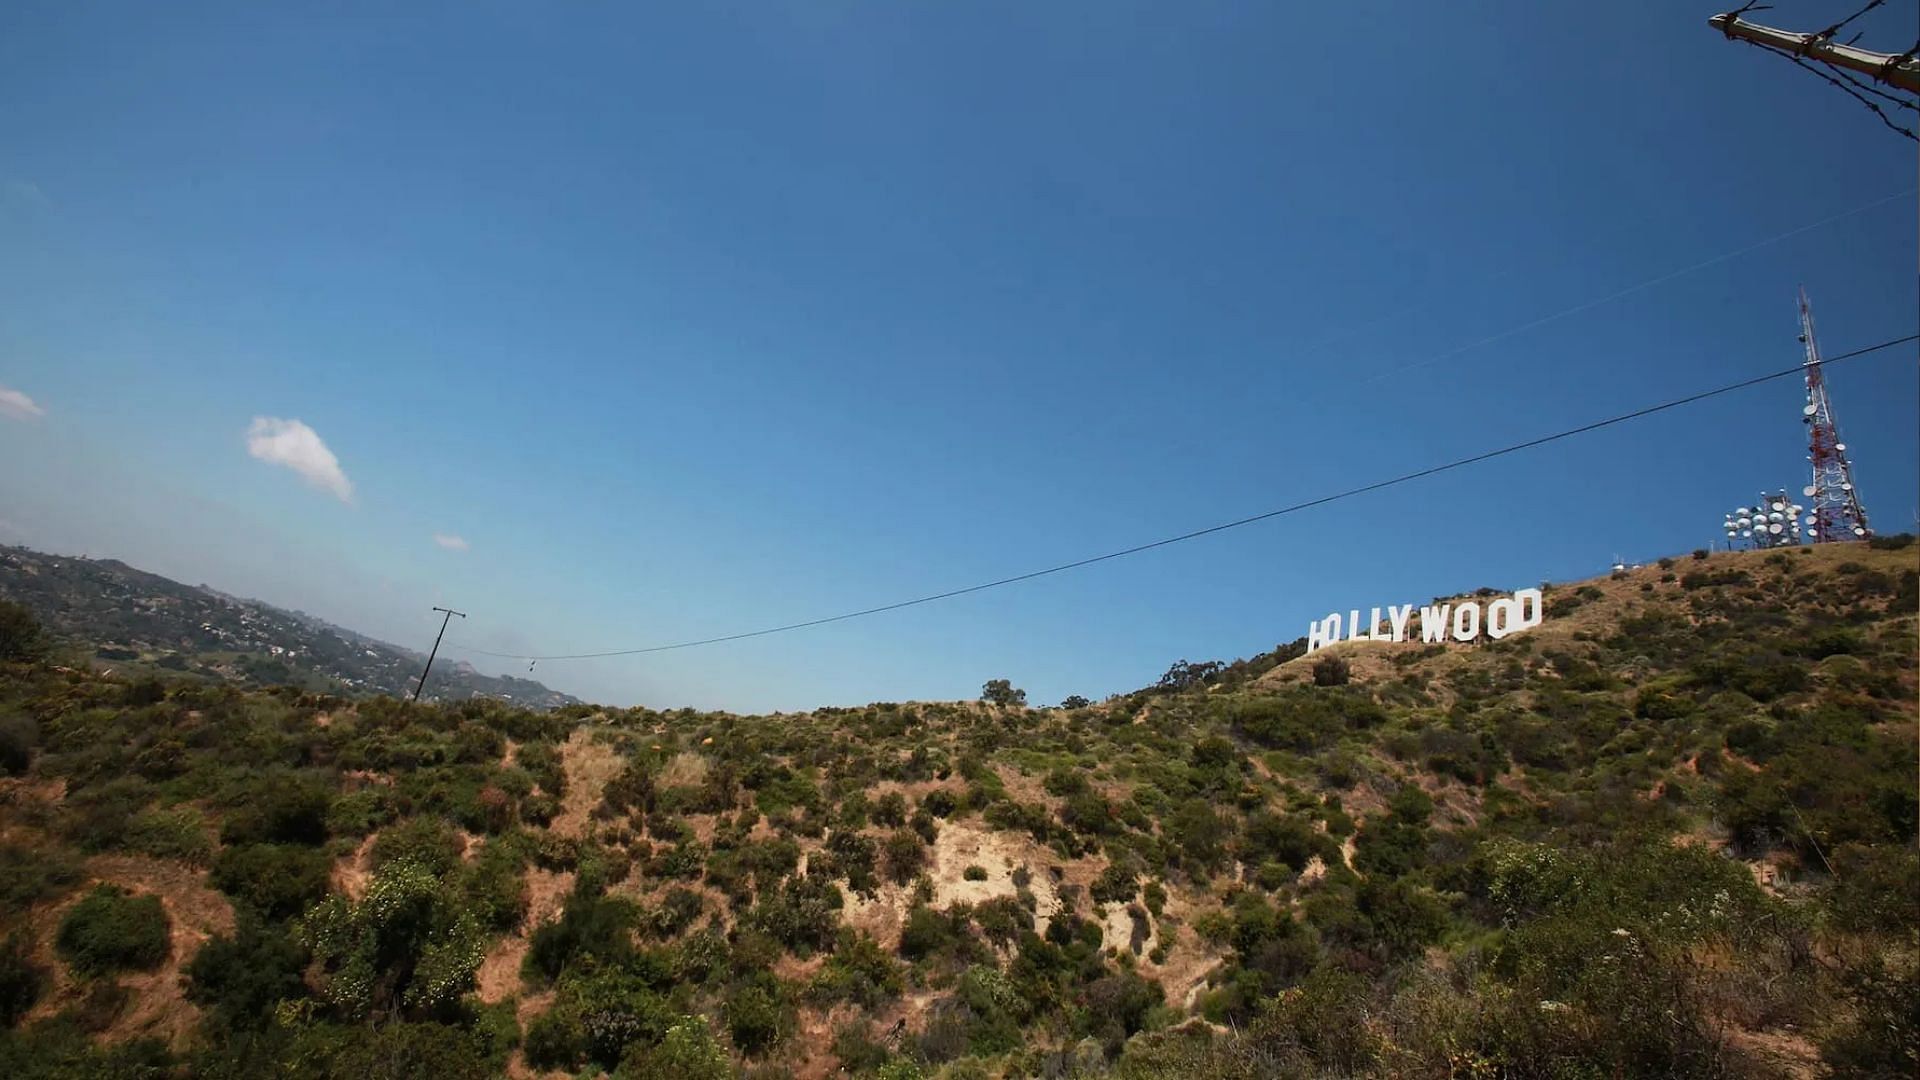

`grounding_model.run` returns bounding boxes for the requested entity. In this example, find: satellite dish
[1803,404,1817,416]
[1771,512,1784,522]
[1769,523,1783,534]
[1803,485,1815,497]
[1770,501,1785,511]
[1841,482,1852,490]
[1835,443,1846,451]
[1741,530,1753,538]
[1853,527,1866,536]
[1737,518,1751,528]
